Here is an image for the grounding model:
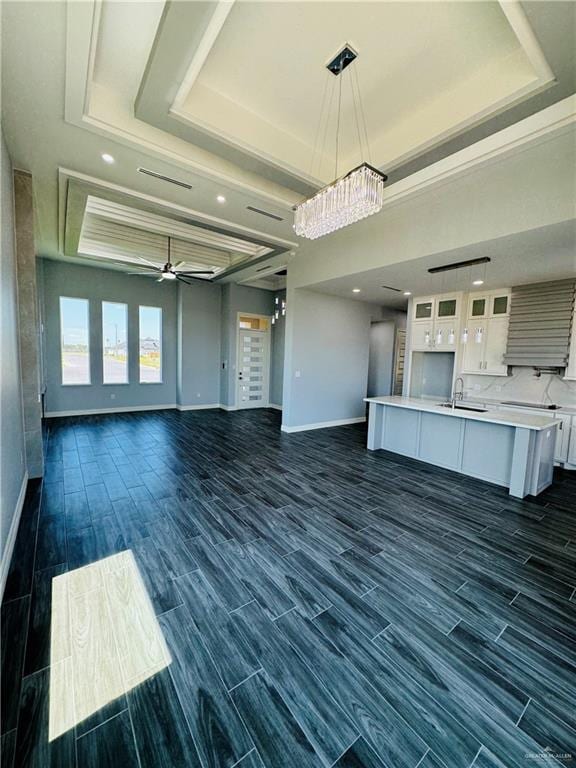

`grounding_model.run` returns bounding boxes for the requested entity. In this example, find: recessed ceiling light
[472,279,484,286]
[101,153,115,164]
[217,195,226,203]
[403,291,412,296]
[352,288,361,293]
